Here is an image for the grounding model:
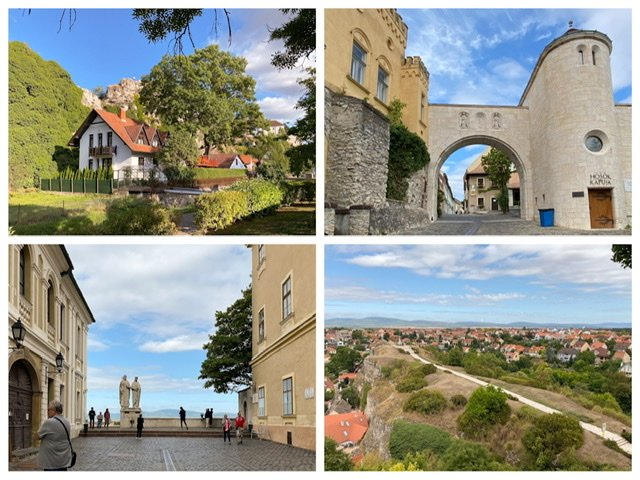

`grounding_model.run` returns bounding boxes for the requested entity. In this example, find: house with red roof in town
[198,153,260,172]
[69,108,166,179]
[324,411,369,449]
